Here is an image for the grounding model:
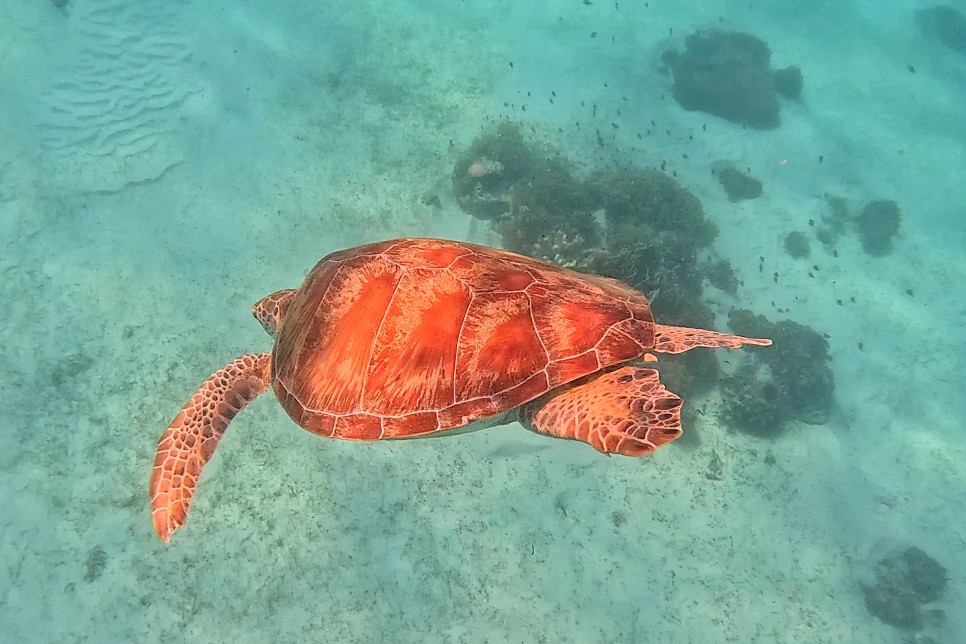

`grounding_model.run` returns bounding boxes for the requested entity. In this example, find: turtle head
[252,289,295,338]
